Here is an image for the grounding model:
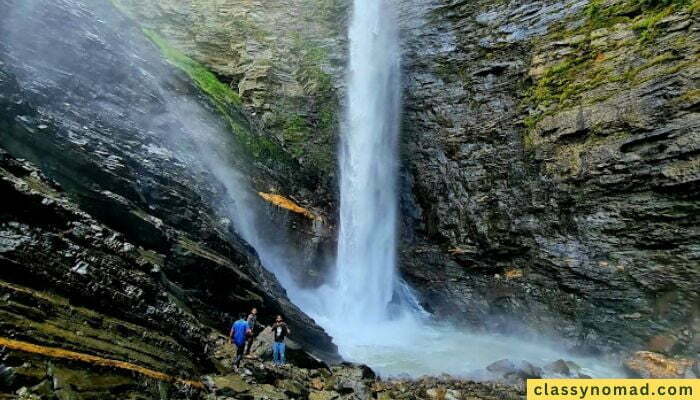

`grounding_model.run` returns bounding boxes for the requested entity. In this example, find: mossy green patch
[142,29,241,108]
[523,0,695,142]
[675,88,700,104]
[142,29,293,167]
[547,131,632,177]
[230,18,270,43]
[264,33,339,173]
[585,0,689,30]
[631,5,676,41]
[527,56,608,111]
